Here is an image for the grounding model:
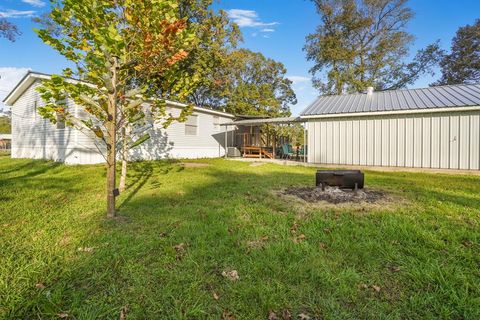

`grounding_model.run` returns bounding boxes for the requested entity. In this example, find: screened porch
[221,116,307,162]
